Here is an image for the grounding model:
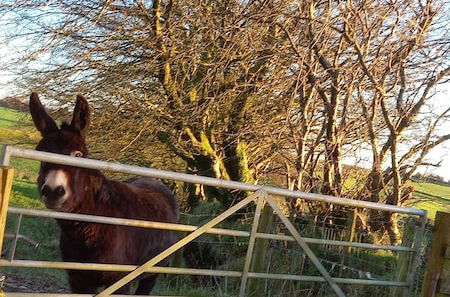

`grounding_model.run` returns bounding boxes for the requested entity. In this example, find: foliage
[413,173,450,185]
